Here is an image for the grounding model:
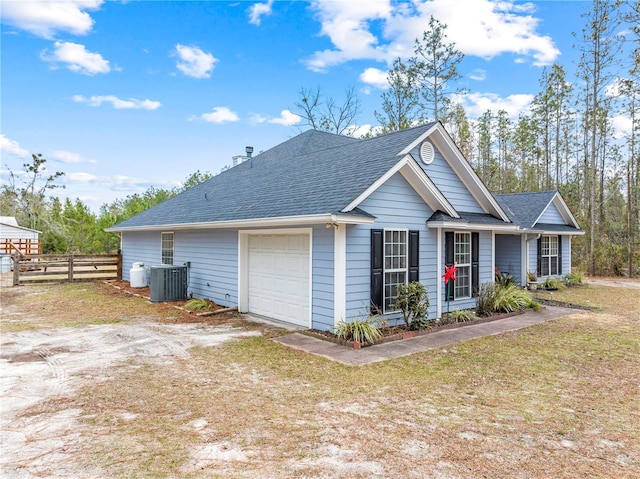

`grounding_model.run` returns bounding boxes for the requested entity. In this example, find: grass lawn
[6,281,640,478]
